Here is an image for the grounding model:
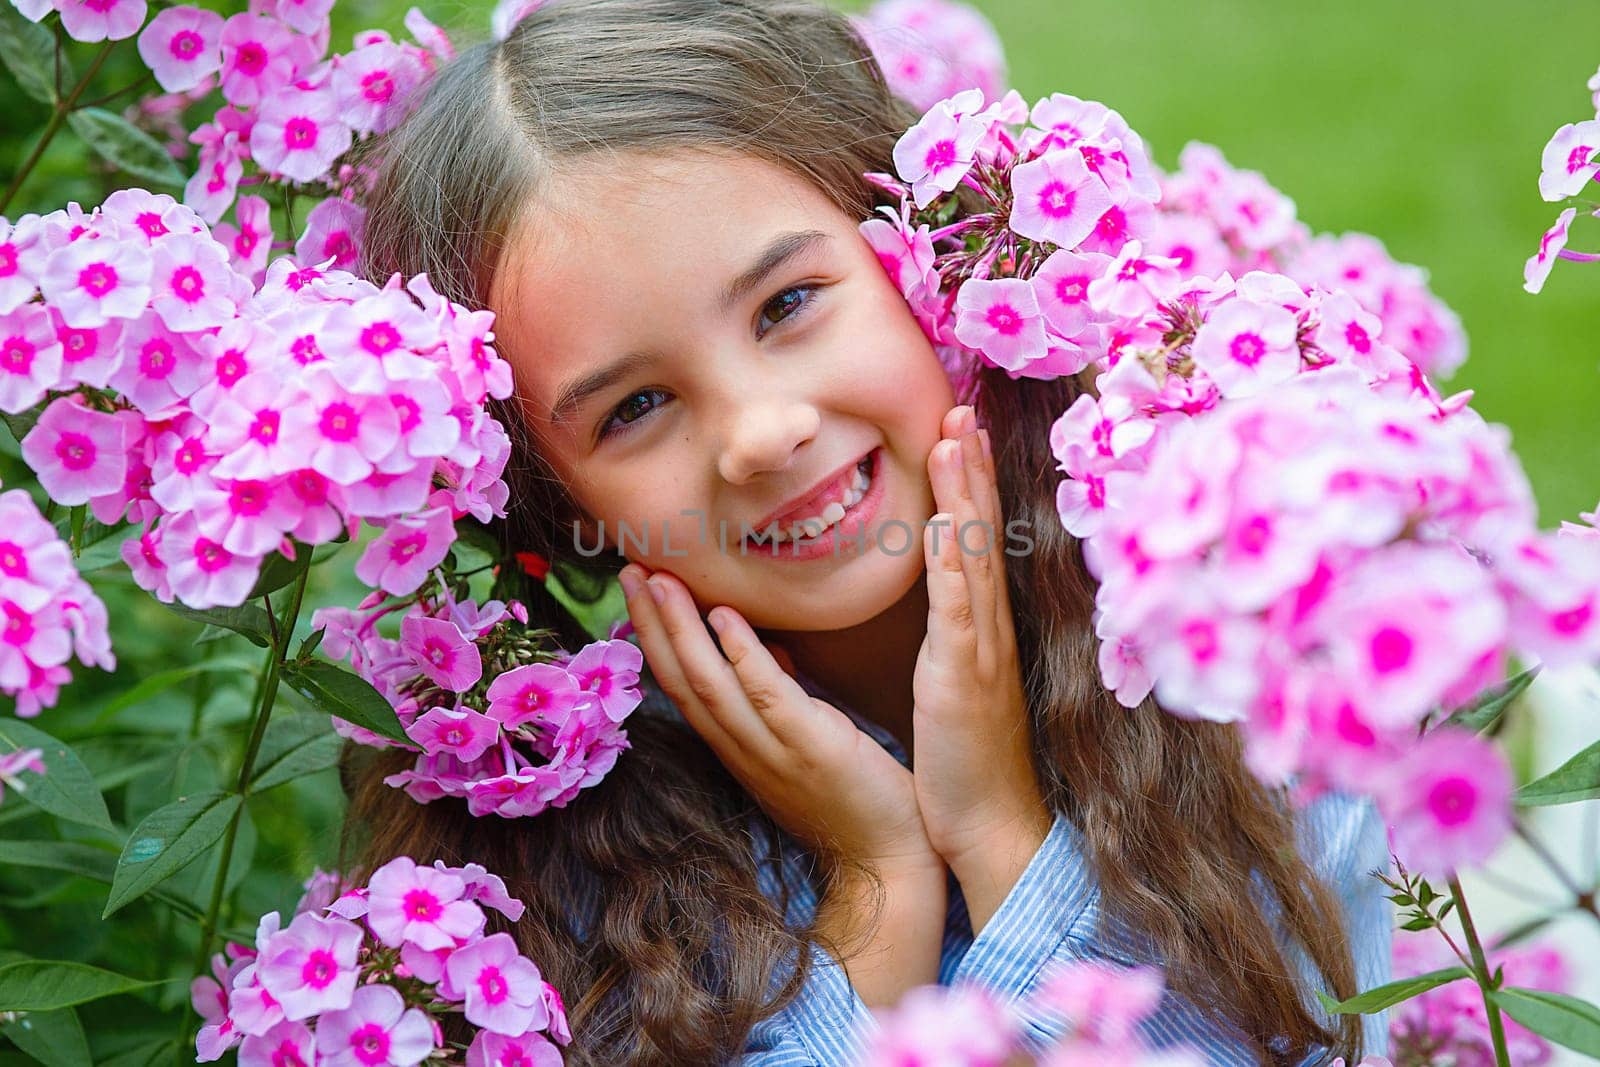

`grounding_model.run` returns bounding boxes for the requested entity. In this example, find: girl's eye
[756,284,819,338]
[598,387,670,442]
